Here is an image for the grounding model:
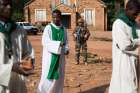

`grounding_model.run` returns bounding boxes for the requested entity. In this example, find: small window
[35,9,47,22]
[84,9,95,26]
[60,0,70,5]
